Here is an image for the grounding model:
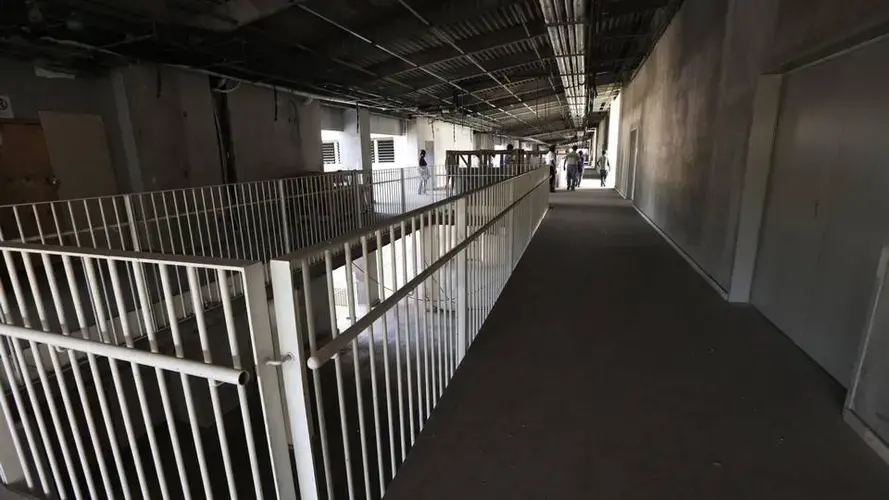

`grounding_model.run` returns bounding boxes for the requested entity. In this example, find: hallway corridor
[384,189,889,499]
